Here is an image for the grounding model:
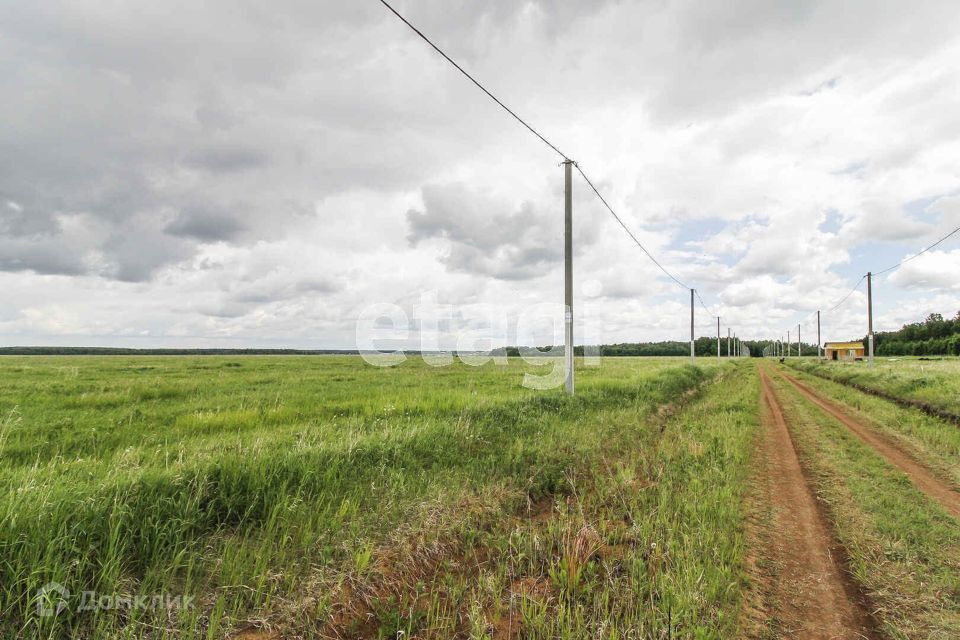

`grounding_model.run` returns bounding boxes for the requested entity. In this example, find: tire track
[775,368,960,519]
[756,368,876,639]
